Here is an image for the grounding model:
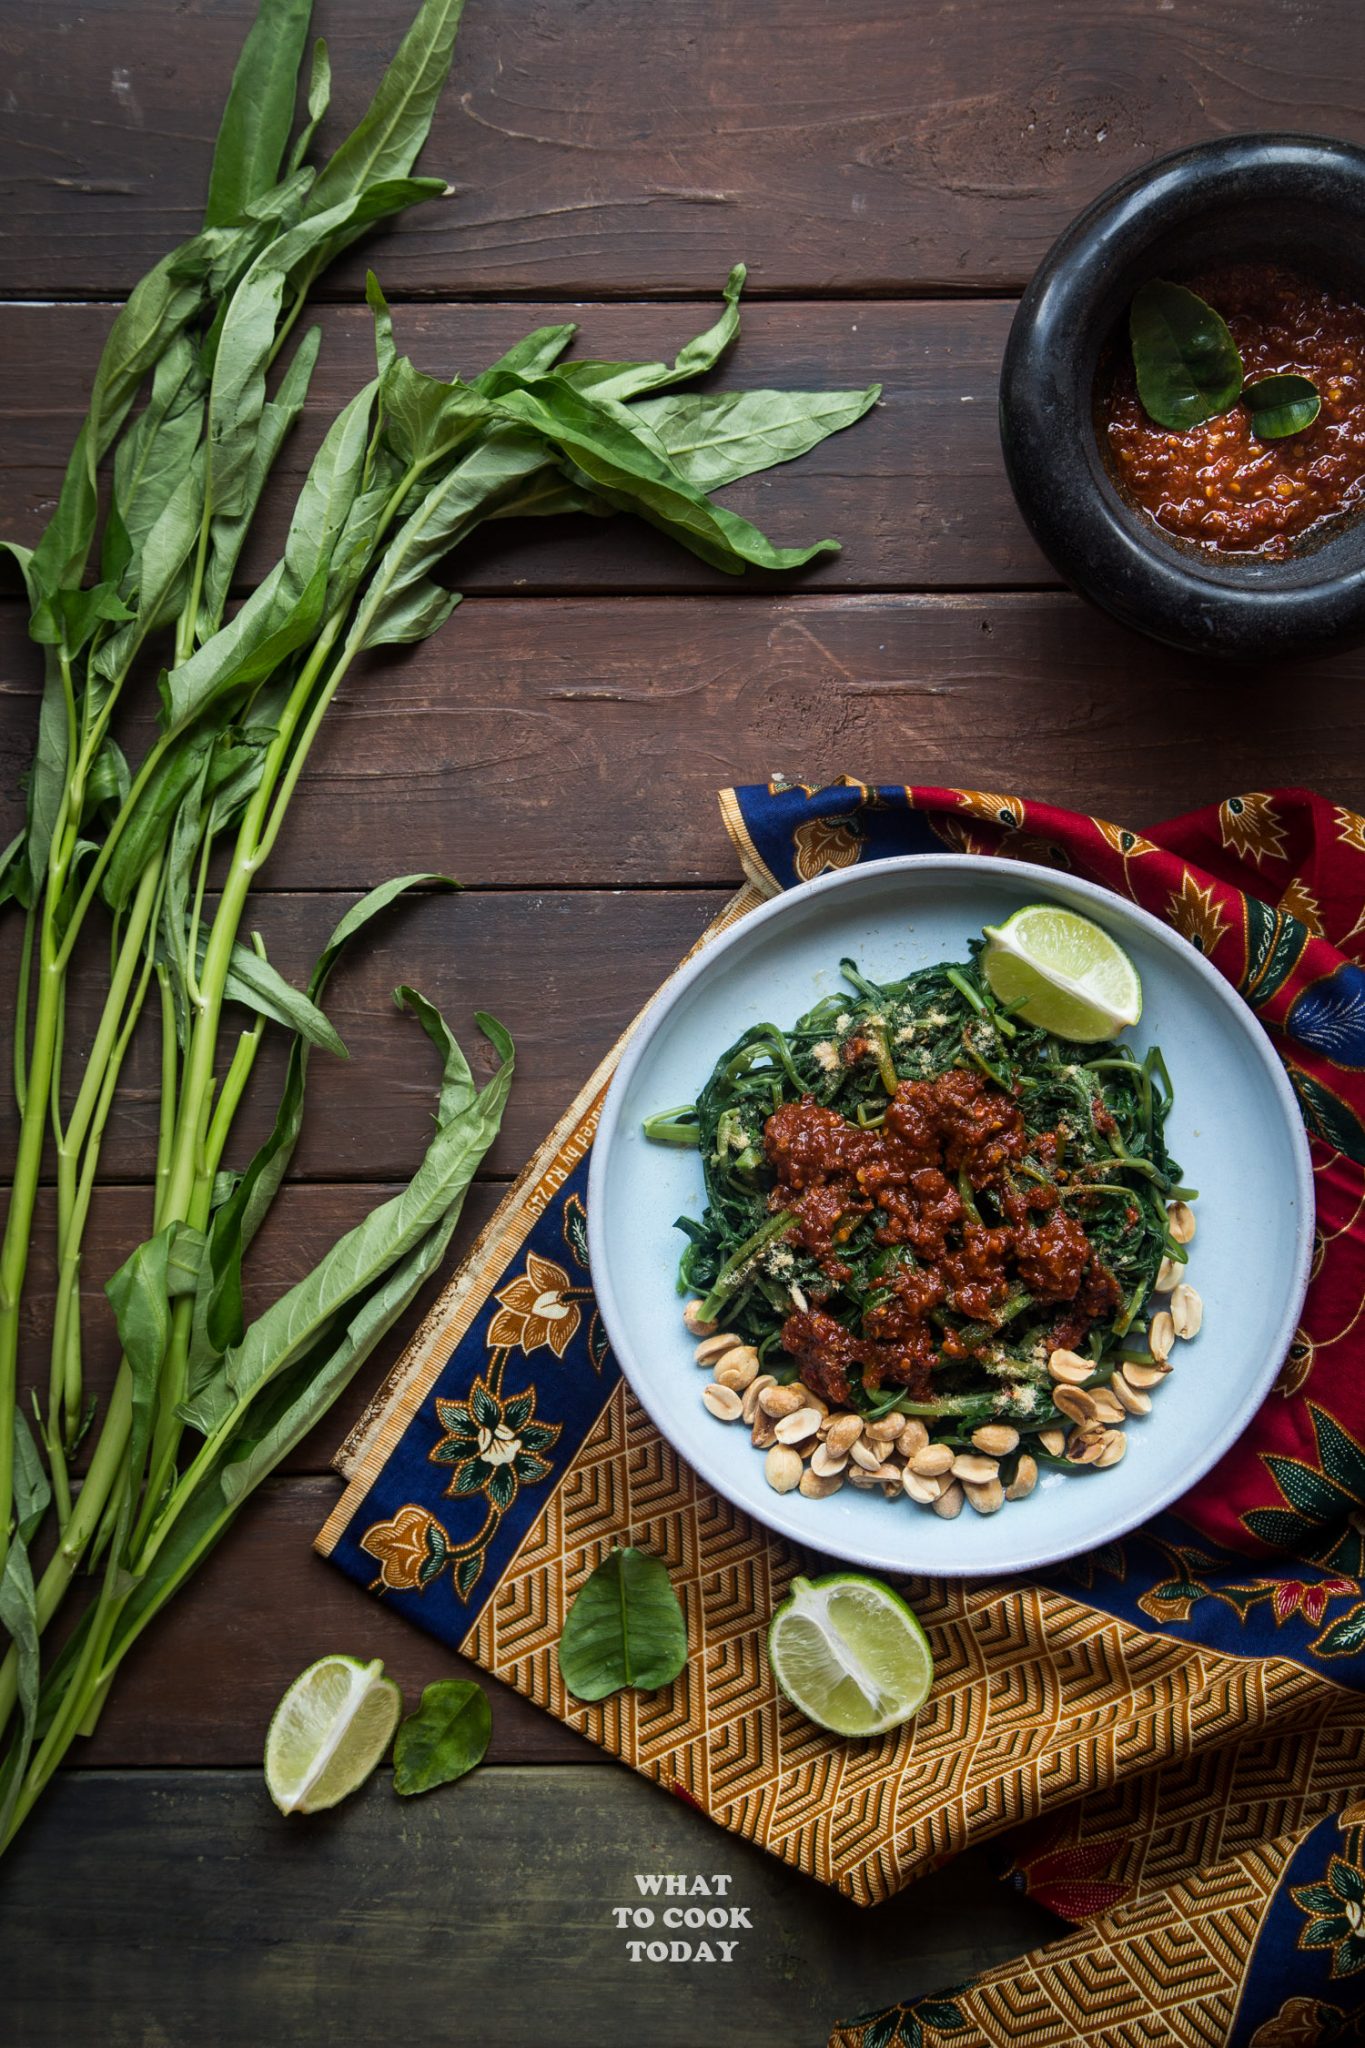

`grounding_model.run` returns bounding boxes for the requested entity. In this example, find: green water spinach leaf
[217,1002,512,1419]
[1130,280,1243,431]
[121,1006,513,1659]
[0,829,28,913]
[96,451,207,681]
[206,186,431,524]
[282,376,379,593]
[162,368,378,729]
[393,1680,491,1795]
[106,1221,202,1478]
[198,1005,512,1494]
[0,1530,40,1844]
[26,433,100,637]
[474,323,579,390]
[352,424,551,652]
[485,374,840,574]
[80,739,132,824]
[158,728,273,1045]
[199,325,322,638]
[557,265,747,405]
[0,1423,49,1822]
[101,735,215,911]
[219,940,348,1056]
[194,874,457,1368]
[22,662,67,906]
[630,383,881,494]
[205,0,315,229]
[310,0,466,215]
[1245,372,1322,439]
[288,38,333,176]
[110,337,207,567]
[87,245,213,466]
[557,1547,688,1702]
